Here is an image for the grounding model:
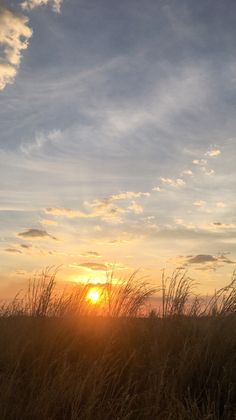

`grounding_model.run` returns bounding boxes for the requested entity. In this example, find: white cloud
[193,200,206,208]
[182,170,193,176]
[216,201,226,208]
[128,201,143,214]
[175,218,195,229]
[40,219,58,226]
[152,186,162,192]
[205,149,221,157]
[111,191,150,200]
[45,207,88,218]
[0,6,32,90]
[160,177,185,187]
[202,167,215,176]
[192,159,207,166]
[21,0,62,13]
